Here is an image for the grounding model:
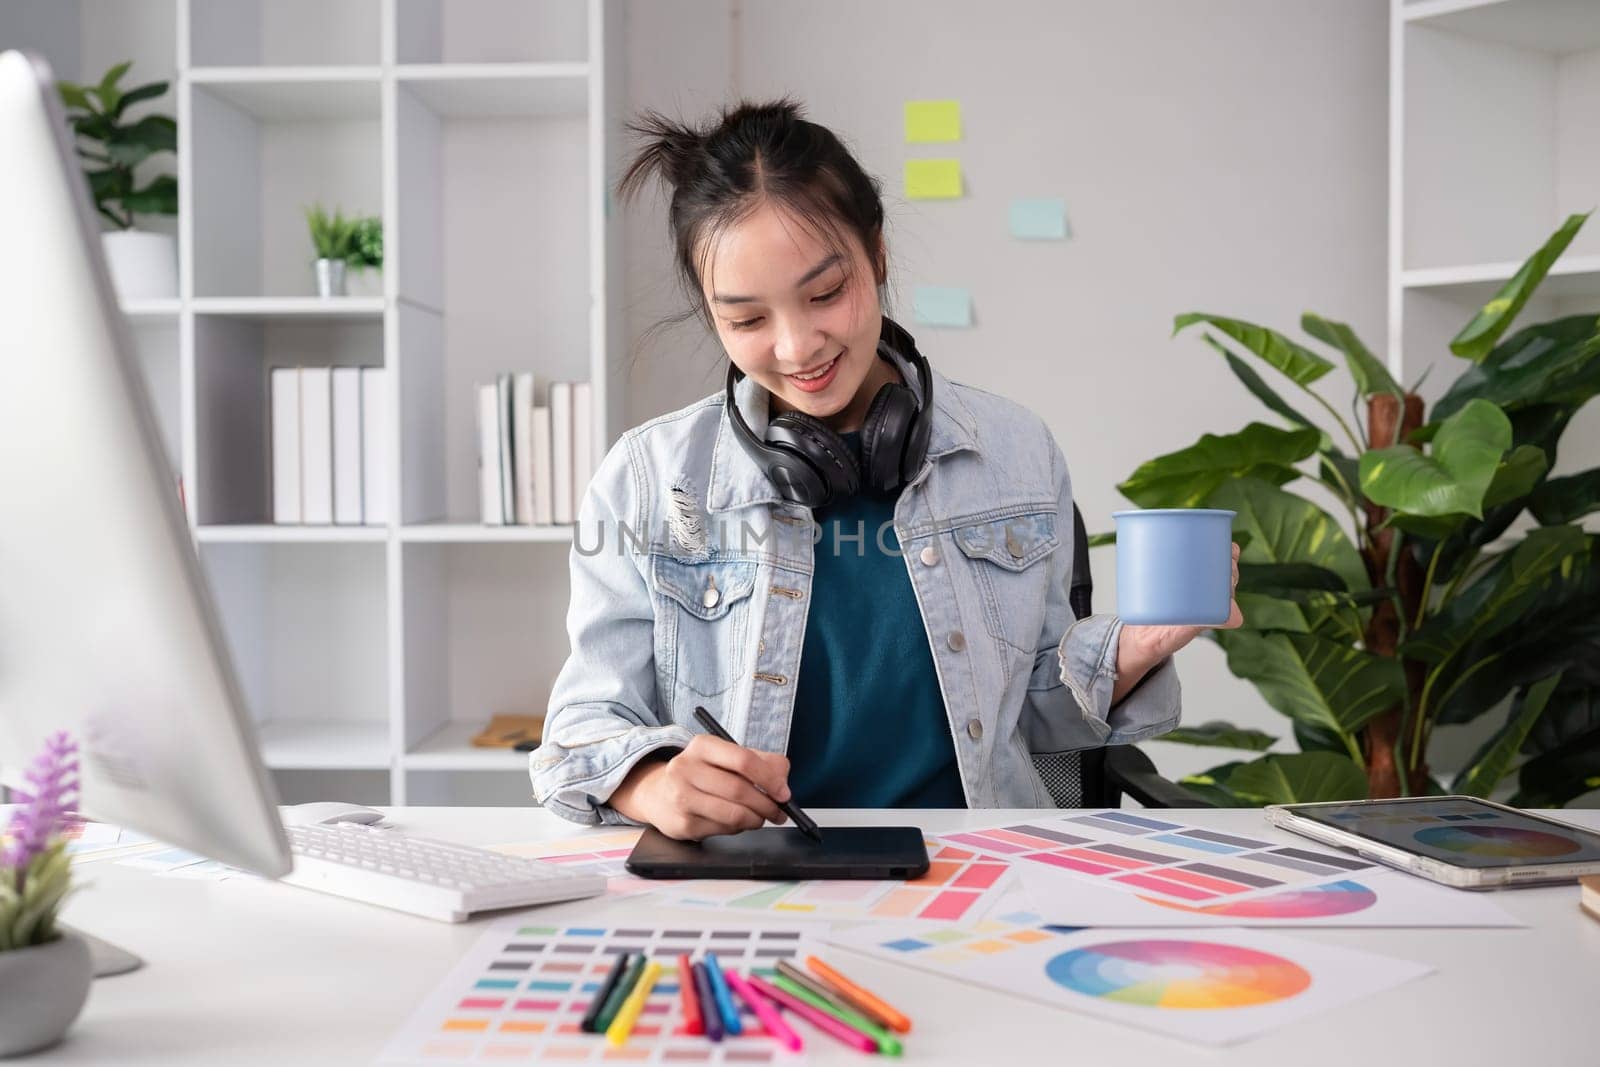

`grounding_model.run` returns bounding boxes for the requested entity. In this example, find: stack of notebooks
[478,374,594,526]
[271,366,387,525]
